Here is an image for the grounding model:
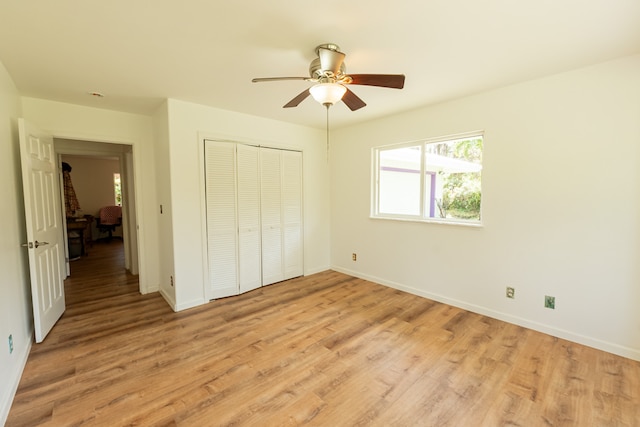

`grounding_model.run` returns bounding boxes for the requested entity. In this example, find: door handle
[22,241,49,248]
